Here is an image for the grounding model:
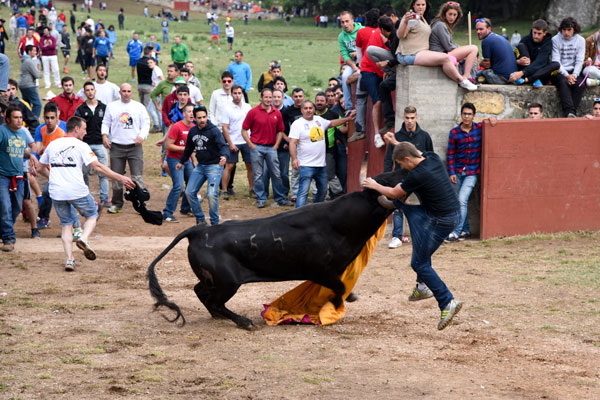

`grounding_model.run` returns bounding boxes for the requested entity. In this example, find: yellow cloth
[262,221,387,326]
